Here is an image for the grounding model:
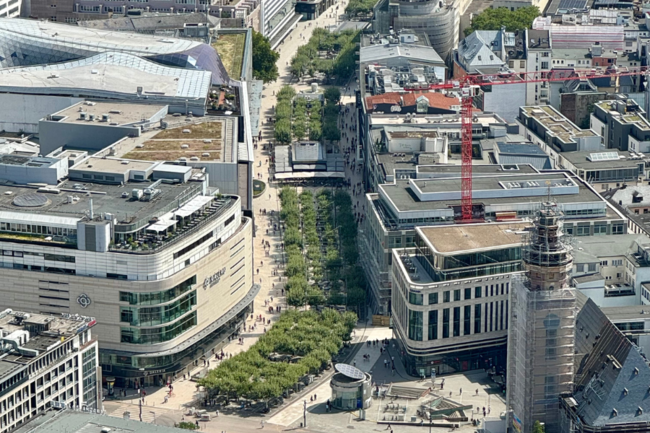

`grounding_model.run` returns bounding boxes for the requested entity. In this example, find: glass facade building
[391,223,527,376]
